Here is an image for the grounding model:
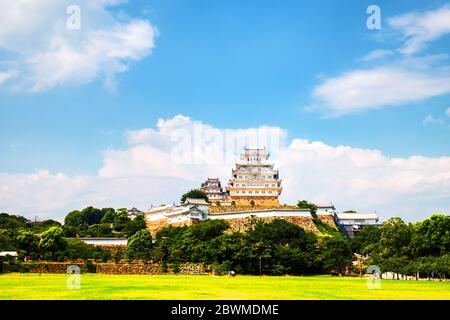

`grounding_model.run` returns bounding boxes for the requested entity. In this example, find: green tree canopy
[38,226,68,260]
[296,200,318,212]
[126,229,153,261]
[0,213,28,229]
[16,230,39,255]
[352,225,381,254]
[379,217,412,258]
[124,215,147,237]
[80,206,103,225]
[181,189,209,203]
[64,210,83,227]
[318,236,353,275]
[100,208,116,224]
[411,214,450,257]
